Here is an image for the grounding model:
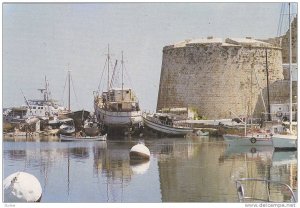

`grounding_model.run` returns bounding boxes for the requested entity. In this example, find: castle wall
[157,38,284,119]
